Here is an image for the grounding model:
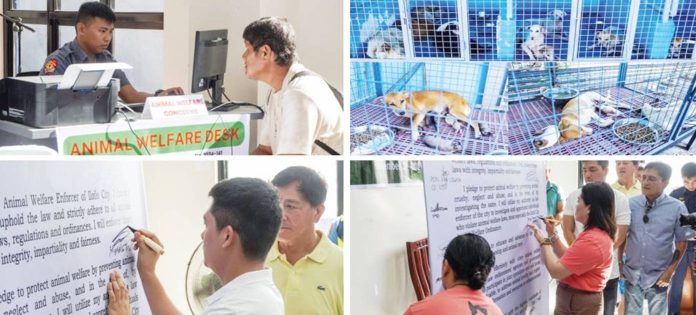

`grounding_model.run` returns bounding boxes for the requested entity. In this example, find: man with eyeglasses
[562,160,630,315]
[667,162,696,315]
[622,162,692,315]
